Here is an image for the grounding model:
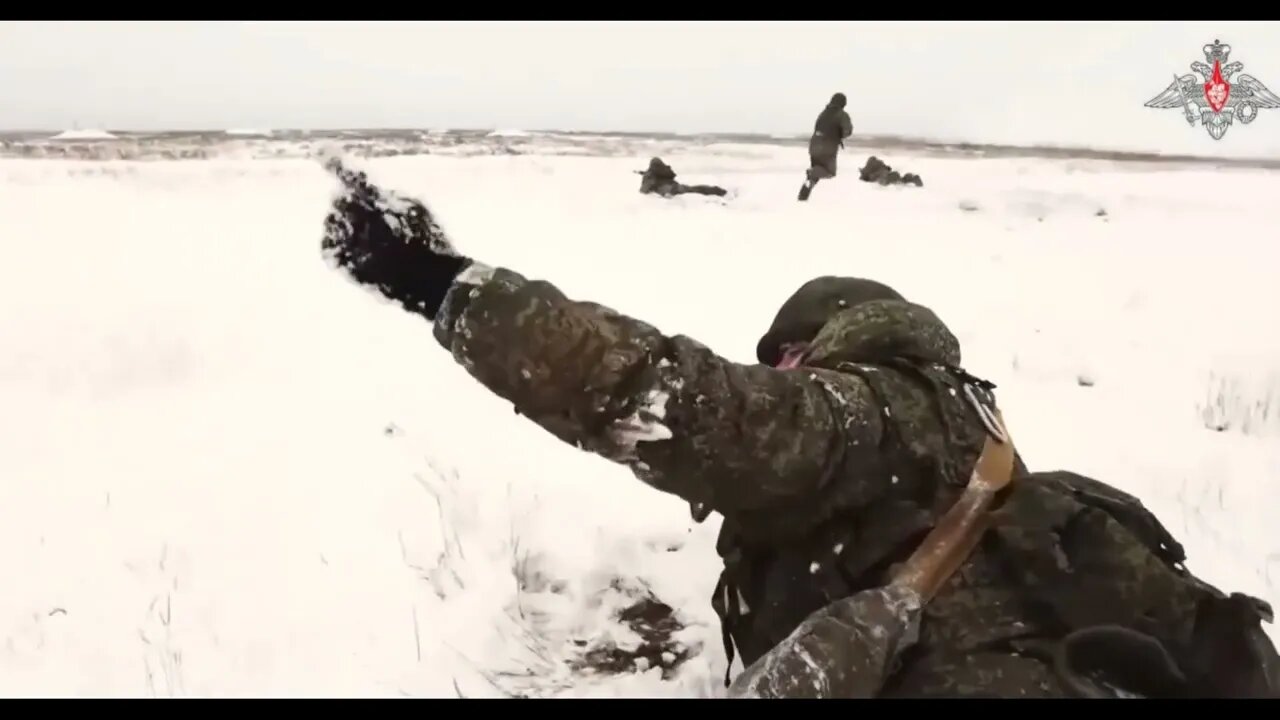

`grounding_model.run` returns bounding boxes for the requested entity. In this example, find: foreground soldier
[320,158,1279,698]
[731,413,1020,698]
[798,92,853,202]
[637,157,727,198]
